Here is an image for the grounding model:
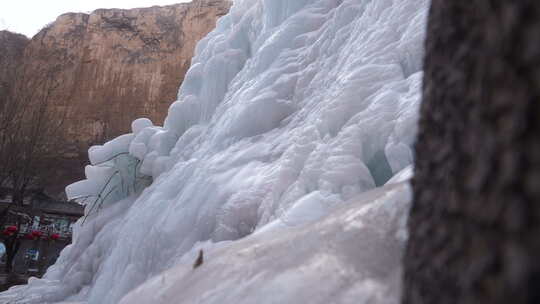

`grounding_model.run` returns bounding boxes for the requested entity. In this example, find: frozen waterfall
[0,0,429,303]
